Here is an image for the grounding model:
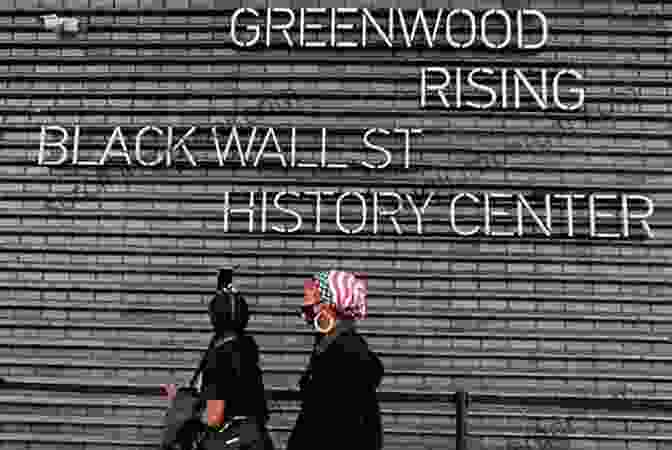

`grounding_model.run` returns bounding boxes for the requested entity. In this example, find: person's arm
[201,345,236,428]
[207,400,226,427]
